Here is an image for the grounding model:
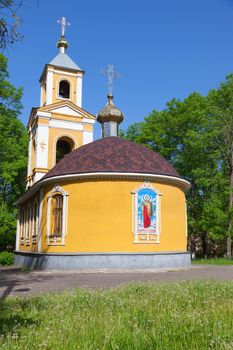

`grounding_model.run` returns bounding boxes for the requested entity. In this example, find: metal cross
[39,141,46,152]
[101,64,121,95]
[57,17,70,37]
